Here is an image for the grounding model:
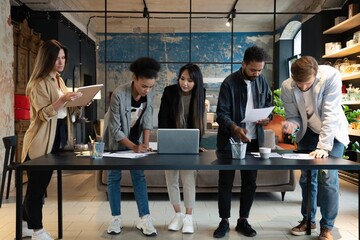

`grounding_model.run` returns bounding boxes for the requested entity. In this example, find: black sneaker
[235,218,257,237]
[213,219,230,238]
